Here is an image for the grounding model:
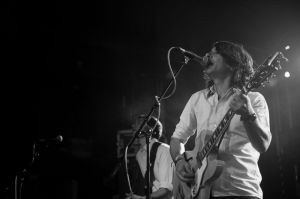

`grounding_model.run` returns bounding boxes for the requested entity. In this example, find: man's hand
[175,157,195,183]
[229,93,254,116]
